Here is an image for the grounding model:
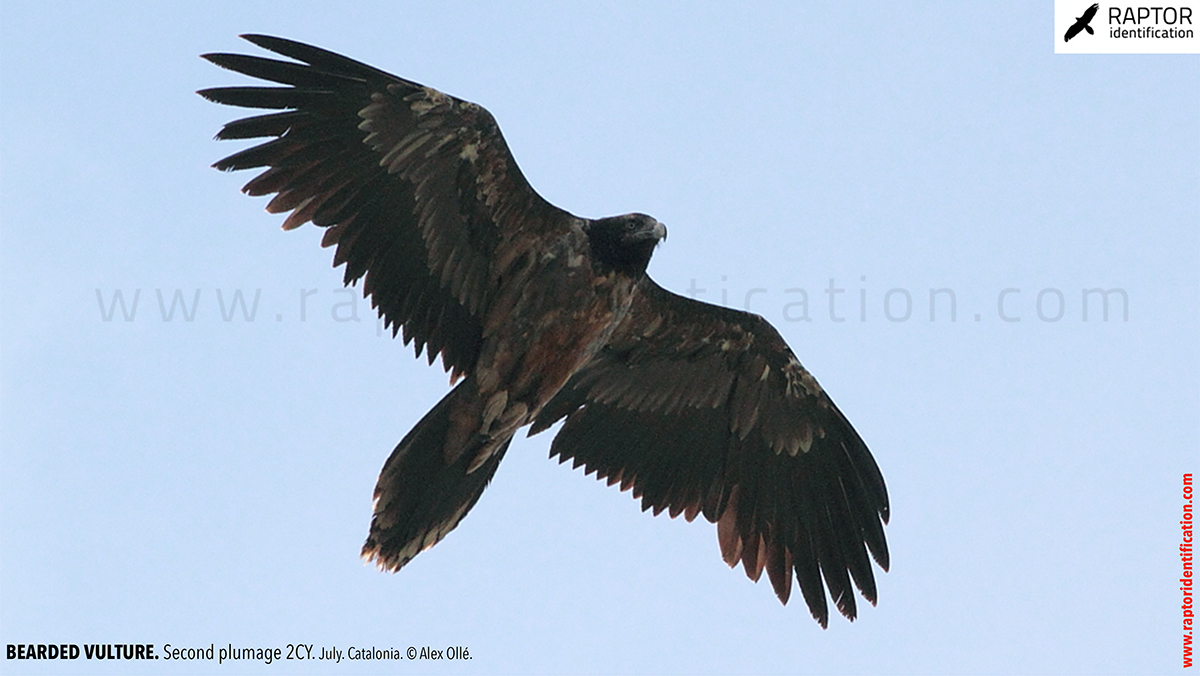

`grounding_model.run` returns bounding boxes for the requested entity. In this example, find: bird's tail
[1085,25,1094,35]
[361,381,511,570]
